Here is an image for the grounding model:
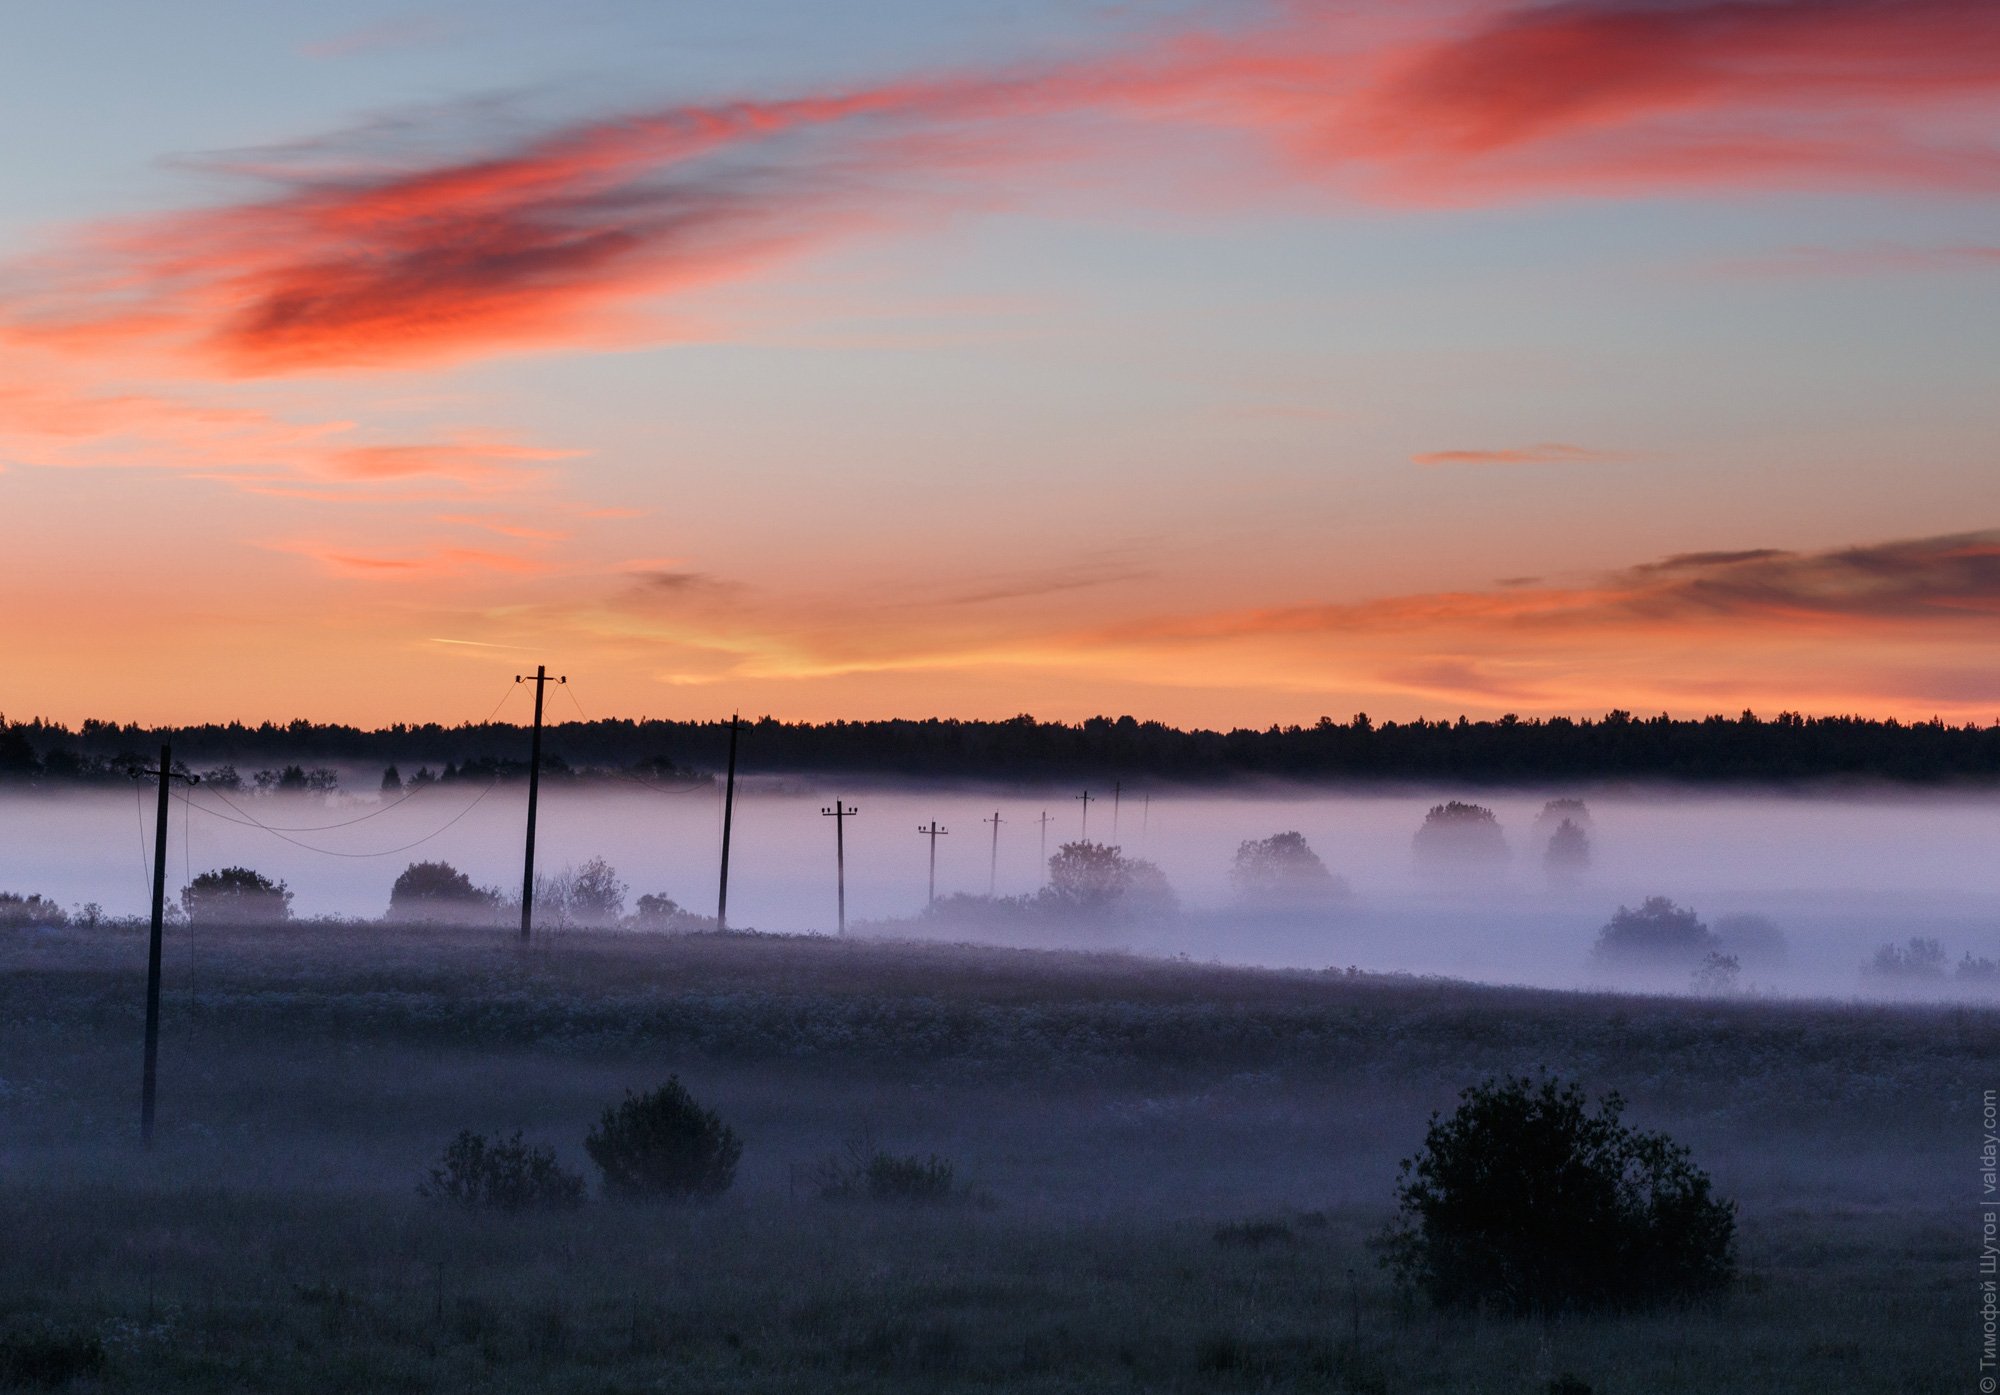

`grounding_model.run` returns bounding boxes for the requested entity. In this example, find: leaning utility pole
[1111,780,1122,841]
[982,811,1004,896]
[137,744,198,1147]
[715,713,740,931]
[821,800,858,935]
[516,666,564,940]
[1075,789,1096,840]
[917,820,949,905]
